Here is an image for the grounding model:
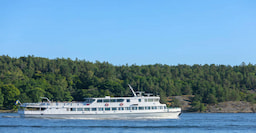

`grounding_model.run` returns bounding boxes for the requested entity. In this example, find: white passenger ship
[18,85,181,119]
